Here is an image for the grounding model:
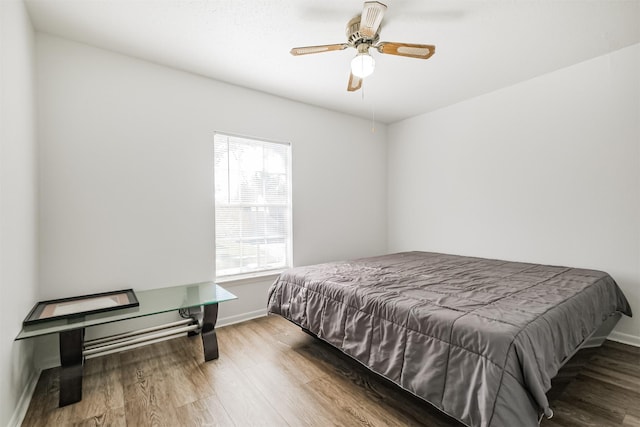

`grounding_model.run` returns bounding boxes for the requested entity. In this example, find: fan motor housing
[346,16,379,47]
